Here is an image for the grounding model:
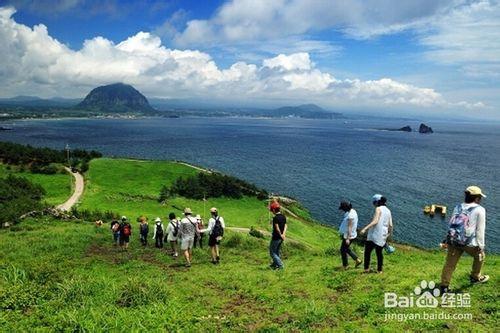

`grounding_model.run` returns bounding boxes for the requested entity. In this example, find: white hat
[195,214,201,220]
[121,216,127,221]
[372,194,383,202]
[155,217,161,222]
